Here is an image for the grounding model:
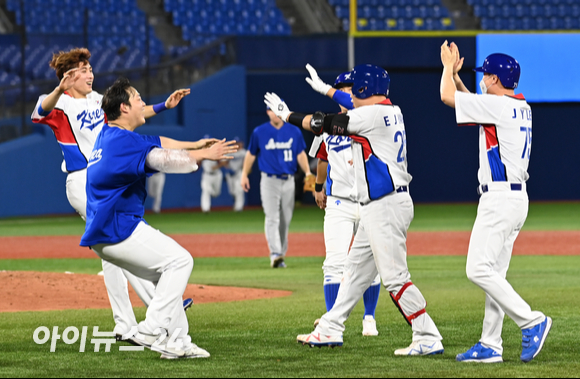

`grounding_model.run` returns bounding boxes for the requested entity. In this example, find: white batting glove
[305,64,332,96]
[264,92,291,121]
